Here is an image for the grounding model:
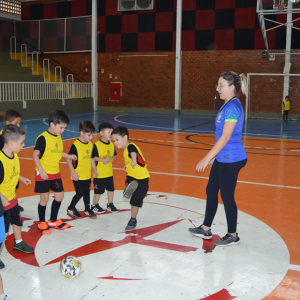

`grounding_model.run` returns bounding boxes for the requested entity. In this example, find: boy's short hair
[49,110,69,125]
[2,124,26,144]
[5,109,21,122]
[98,122,114,133]
[79,120,95,133]
[112,126,129,138]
